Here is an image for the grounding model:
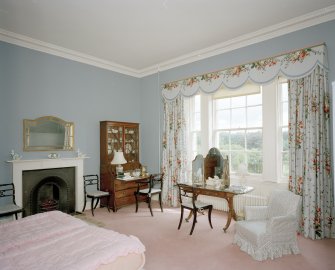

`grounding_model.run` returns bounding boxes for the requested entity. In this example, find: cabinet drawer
[114,180,148,191]
[115,180,138,190]
[197,189,219,197]
[116,196,136,207]
[115,188,137,199]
